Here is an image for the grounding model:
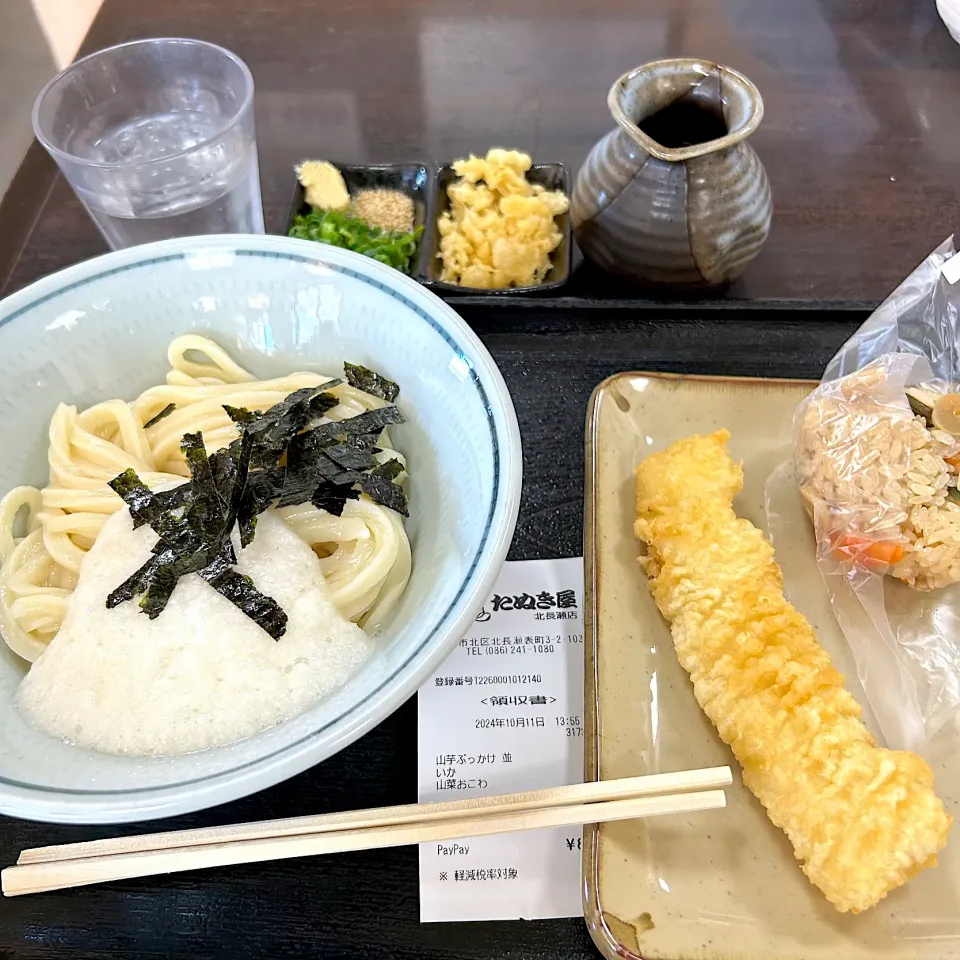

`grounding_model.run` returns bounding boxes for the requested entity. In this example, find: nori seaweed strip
[357,459,408,516]
[359,473,408,516]
[106,380,407,637]
[222,404,262,426]
[344,362,400,403]
[134,552,196,619]
[203,569,287,639]
[225,383,344,431]
[330,470,364,486]
[370,457,404,482]
[276,475,315,509]
[244,466,283,510]
[199,544,287,639]
[116,526,228,617]
[109,469,162,530]
[143,403,176,429]
[152,483,191,514]
[223,539,238,566]
[109,471,202,537]
[237,491,259,547]
[311,483,360,517]
[224,431,253,527]
[238,465,284,546]
[139,568,178,619]
[303,404,405,445]
[313,454,363,487]
[322,442,379,472]
[309,392,341,419]
[174,434,250,551]
[276,429,380,510]
[149,512,205,559]
[109,545,203,618]
[105,434,269,623]
[244,386,318,461]
[245,466,284,503]
[134,534,241,620]
[113,436,251,619]
[348,433,381,452]
[209,446,238,502]
[106,554,162,608]
[181,433,228,542]
[275,431,323,508]
[335,404,405,435]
